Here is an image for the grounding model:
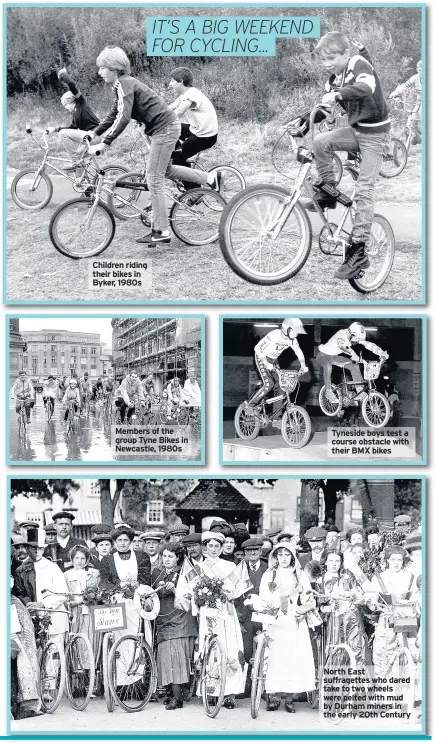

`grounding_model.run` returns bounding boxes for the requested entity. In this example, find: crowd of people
[11,509,422,721]
[10,368,201,427]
